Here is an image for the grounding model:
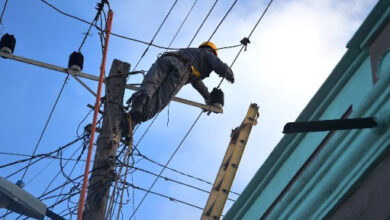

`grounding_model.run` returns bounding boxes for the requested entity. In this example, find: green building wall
[224,1,390,219]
